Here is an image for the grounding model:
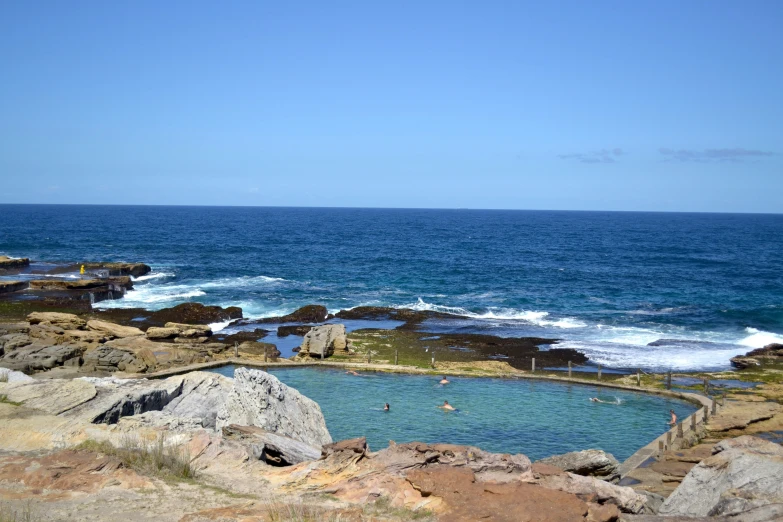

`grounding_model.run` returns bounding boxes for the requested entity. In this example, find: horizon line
[0,202,781,216]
